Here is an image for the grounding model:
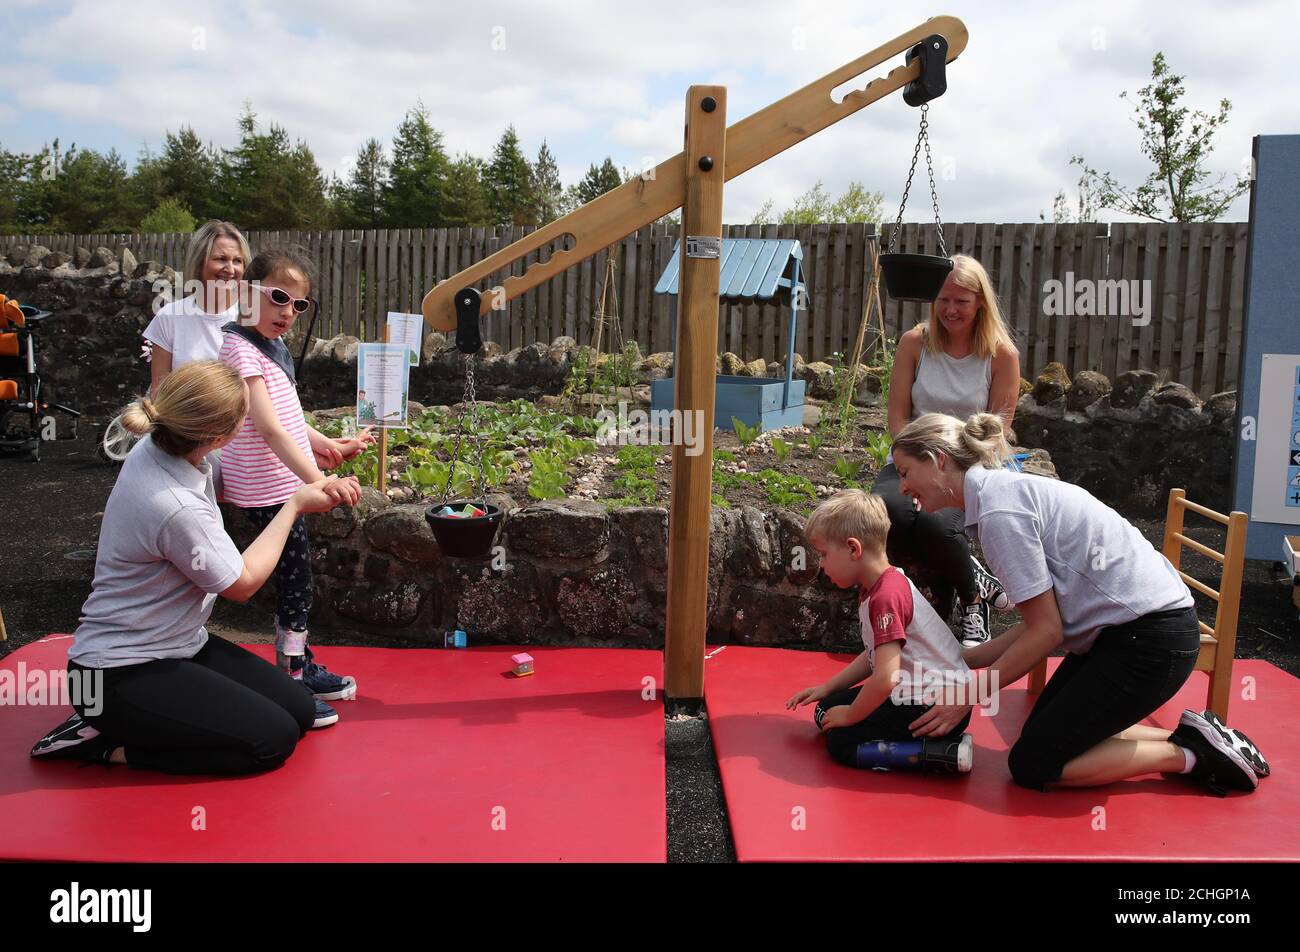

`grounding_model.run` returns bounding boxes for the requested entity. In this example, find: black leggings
[1007,605,1200,790]
[243,504,313,632]
[872,463,978,618]
[69,635,315,775]
[815,685,972,767]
